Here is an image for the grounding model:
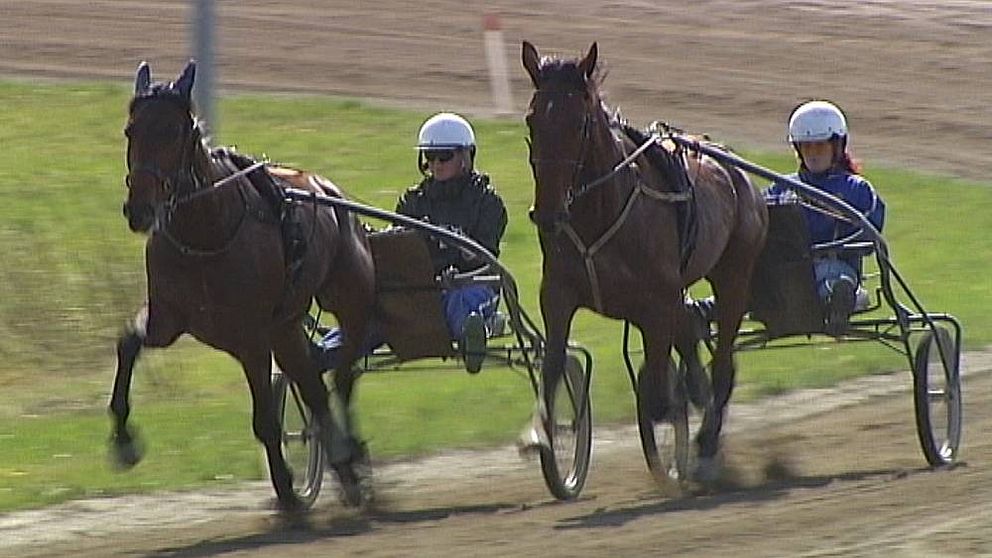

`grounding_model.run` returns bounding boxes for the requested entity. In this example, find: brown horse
[522,42,768,480]
[111,60,375,508]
